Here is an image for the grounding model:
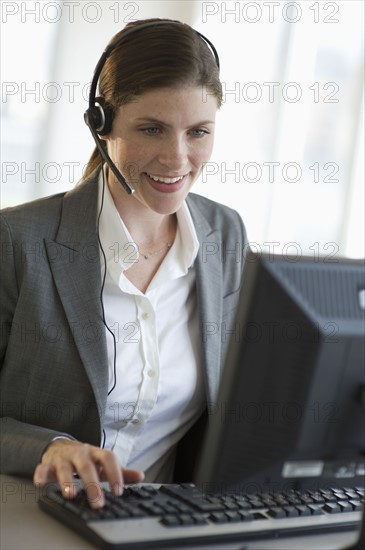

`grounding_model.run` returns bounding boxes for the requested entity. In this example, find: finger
[92,450,124,496]
[54,462,78,499]
[97,463,145,491]
[121,468,145,485]
[34,462,78,499]
[72,448,105,508]
[33,463,56,486]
